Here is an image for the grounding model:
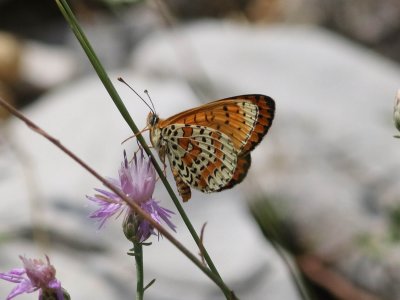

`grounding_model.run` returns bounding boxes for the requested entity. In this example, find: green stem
[134,242,144,300]
[54,0,229,298]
